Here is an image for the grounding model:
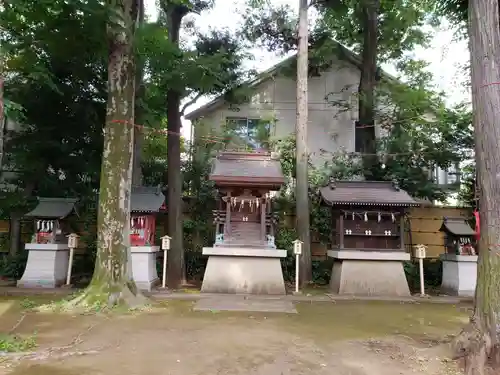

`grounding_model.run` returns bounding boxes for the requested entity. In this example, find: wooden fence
[408,206,470,258]
[0,206,471,258]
